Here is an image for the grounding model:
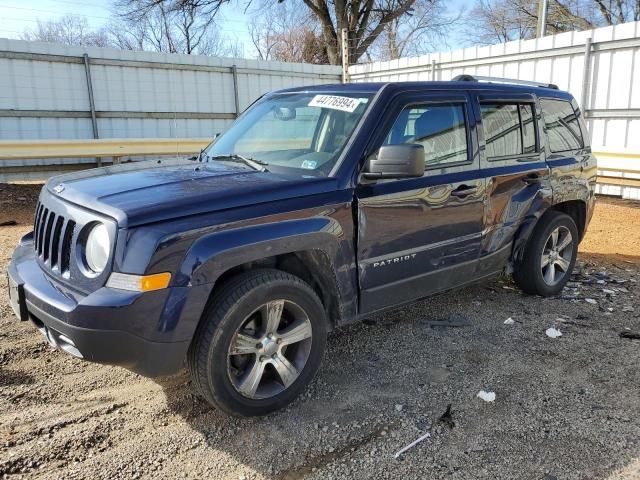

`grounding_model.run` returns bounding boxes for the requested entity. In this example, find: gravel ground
[1,183,639,480]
